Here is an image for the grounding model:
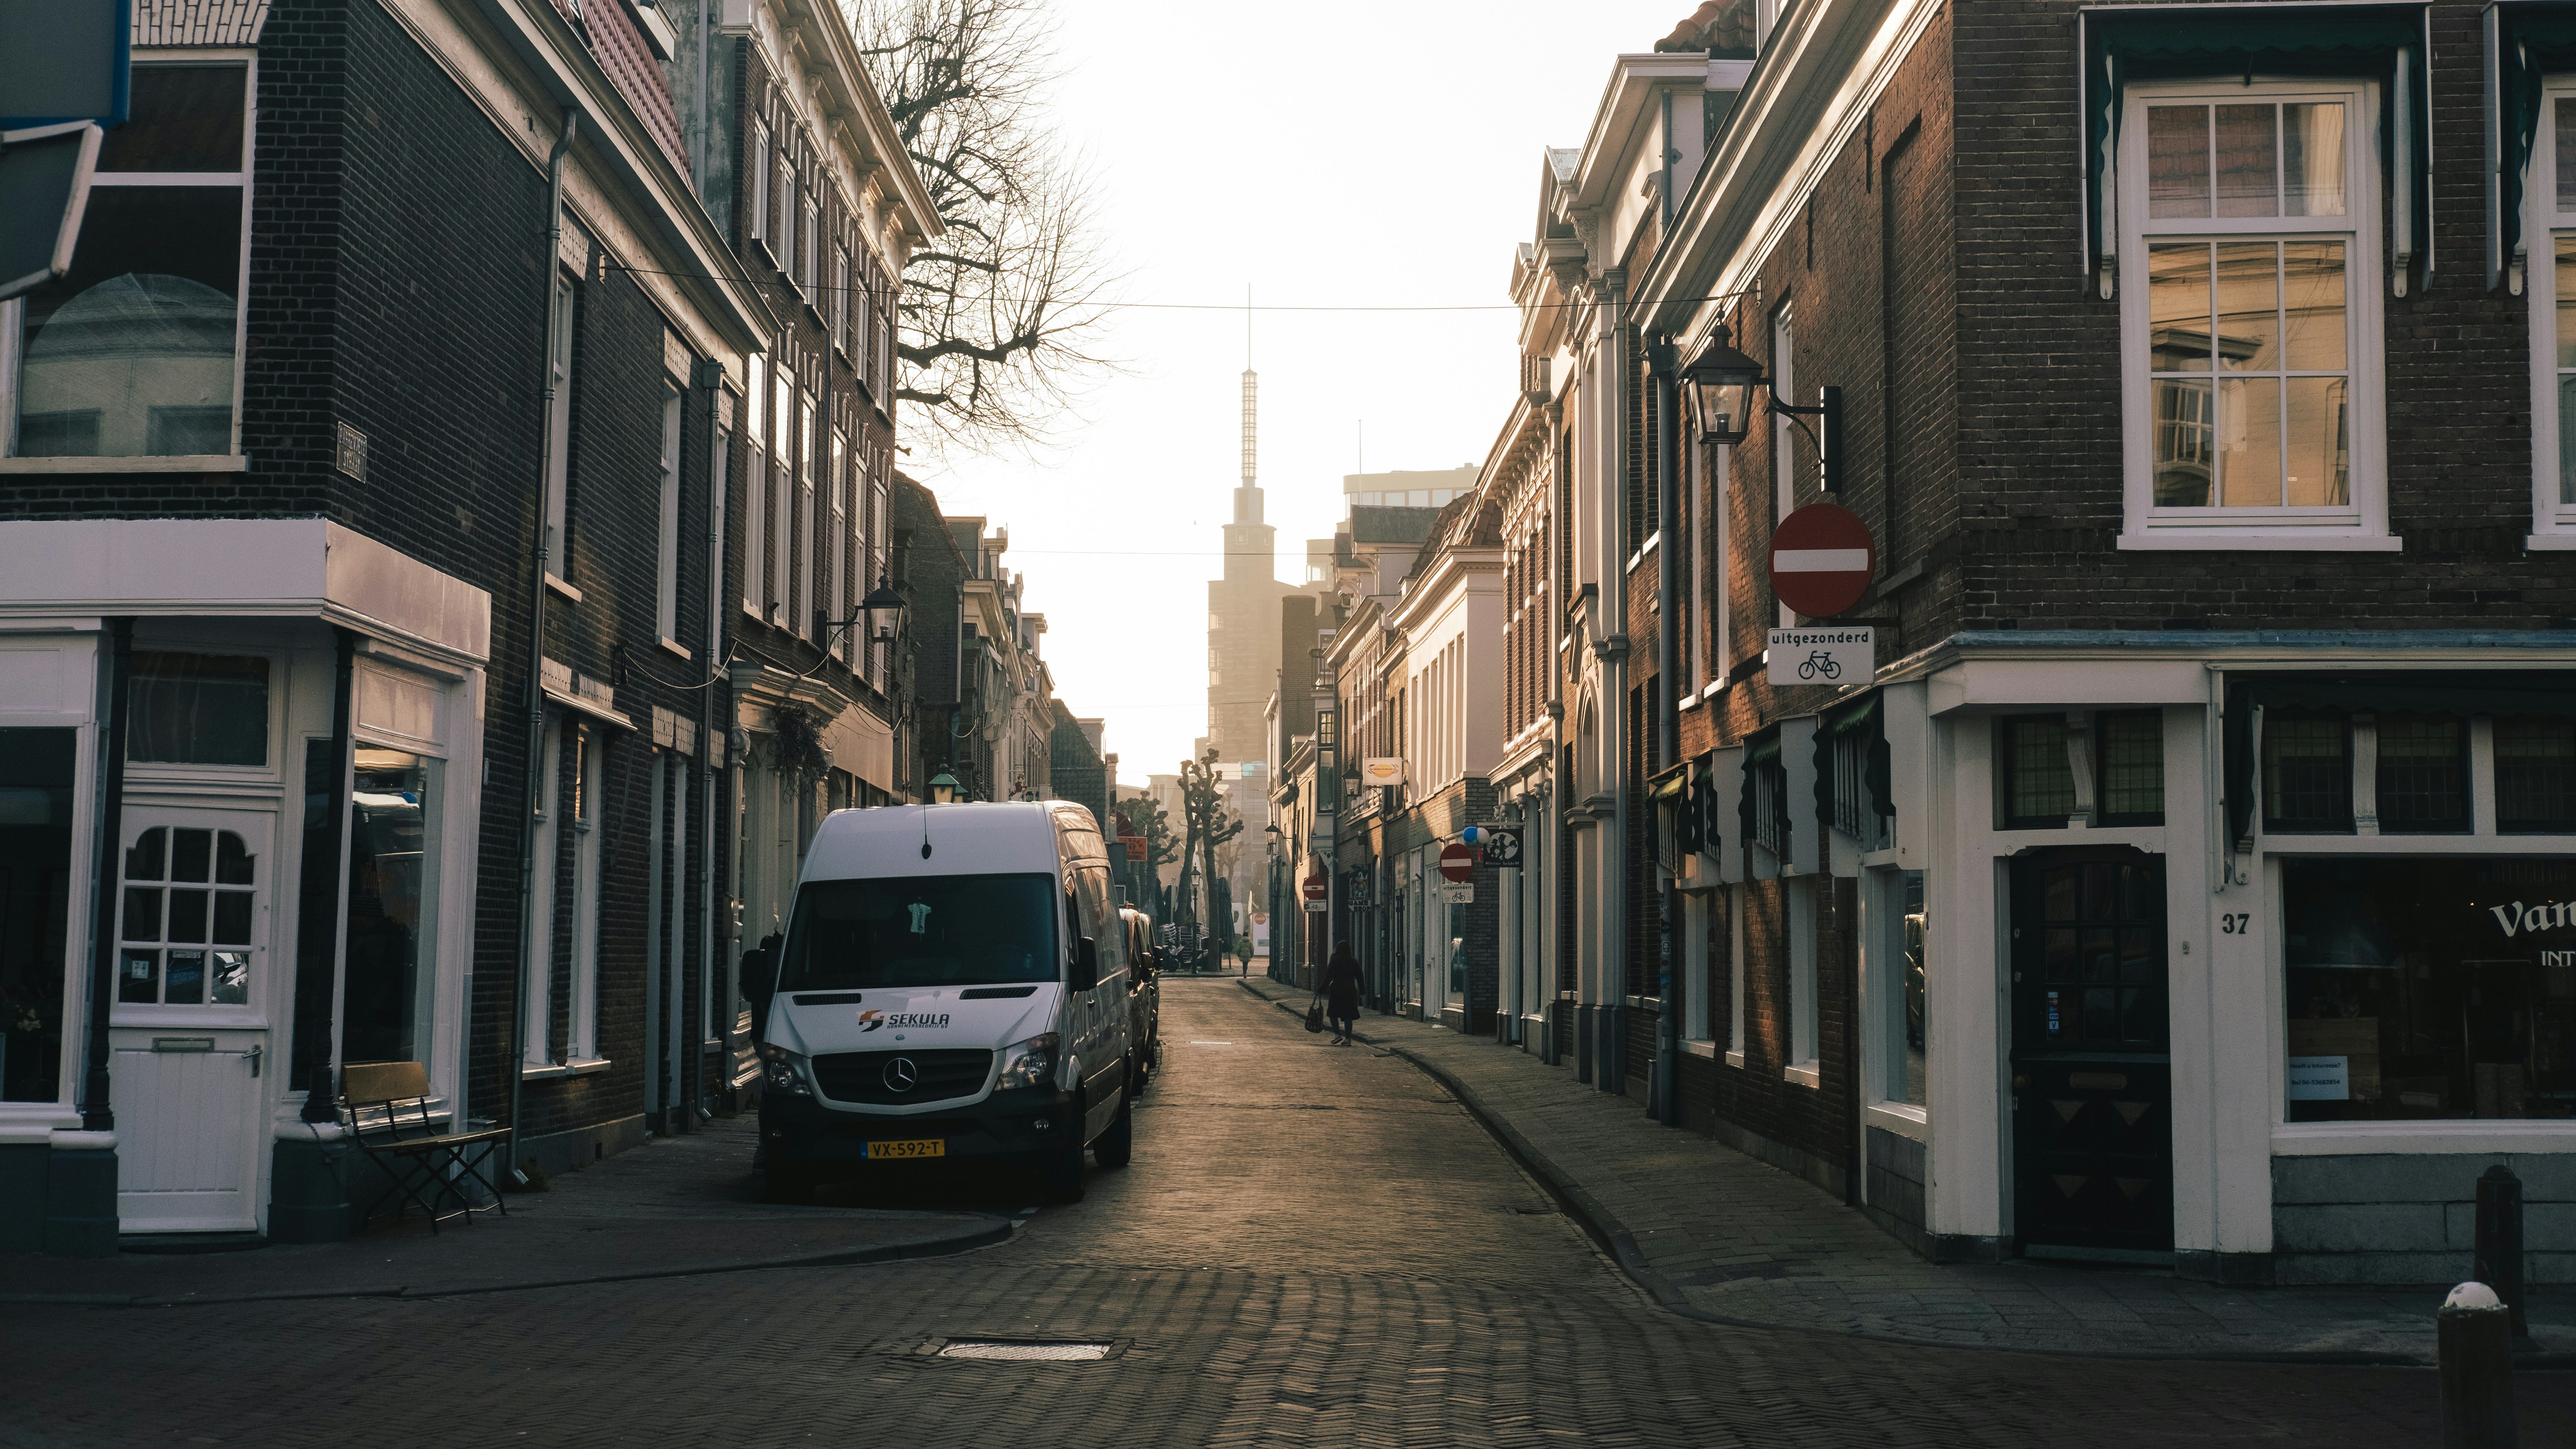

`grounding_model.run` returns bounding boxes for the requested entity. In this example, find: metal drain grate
[936,1340,1112,1361]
